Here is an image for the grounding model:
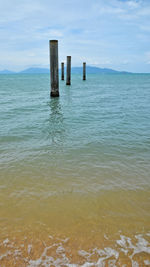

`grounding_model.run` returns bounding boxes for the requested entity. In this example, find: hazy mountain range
[0,66,130,74]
